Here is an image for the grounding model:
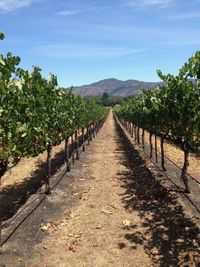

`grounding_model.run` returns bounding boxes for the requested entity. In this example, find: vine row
[115,51,200,193]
